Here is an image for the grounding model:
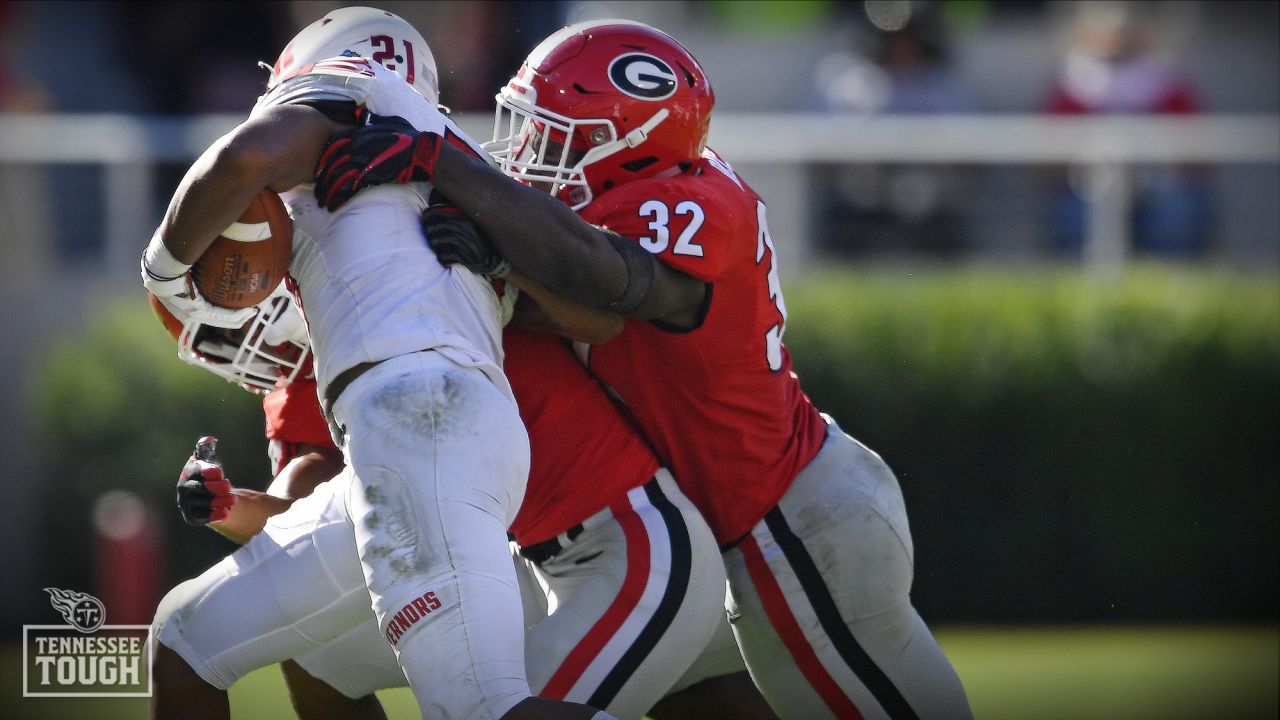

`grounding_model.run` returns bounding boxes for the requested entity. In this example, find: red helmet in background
[147,283,311,394]
[484,19,715,209]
